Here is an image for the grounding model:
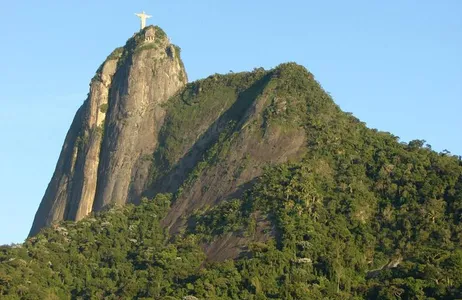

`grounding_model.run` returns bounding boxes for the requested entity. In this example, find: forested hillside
[2,63,462,299]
